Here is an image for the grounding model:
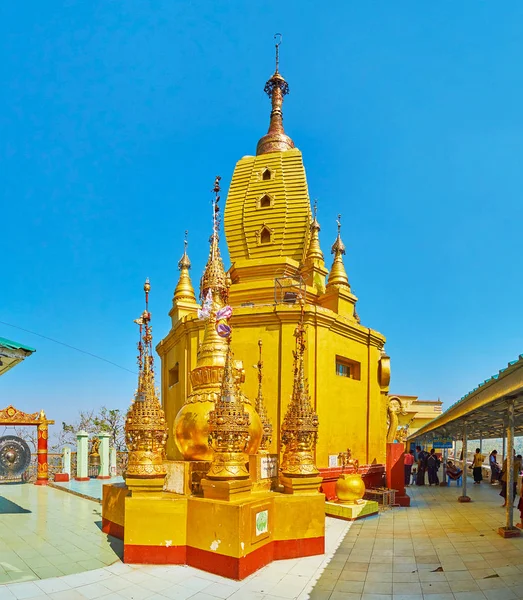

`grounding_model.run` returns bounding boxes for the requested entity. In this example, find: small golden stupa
[280,305,321,493]
[124,279,168,484]
[254,340,273,454]
[206,337,251,481]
